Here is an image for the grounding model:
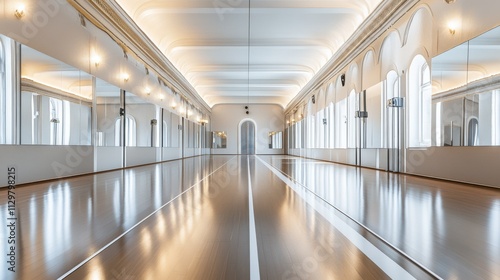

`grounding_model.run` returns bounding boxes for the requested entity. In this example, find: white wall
[211,104,284,155]
[406,147,500,188]
[0,145,94,187]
